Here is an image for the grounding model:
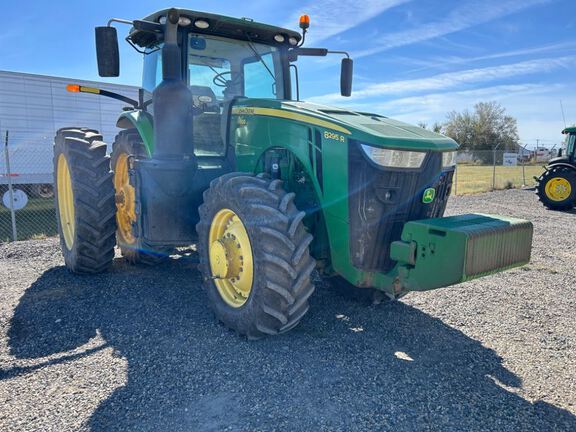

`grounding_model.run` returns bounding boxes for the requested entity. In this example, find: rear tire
[536,166,576,211]
[111,130,171,265]
[196,173,316,339]
[53,128,116,273]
